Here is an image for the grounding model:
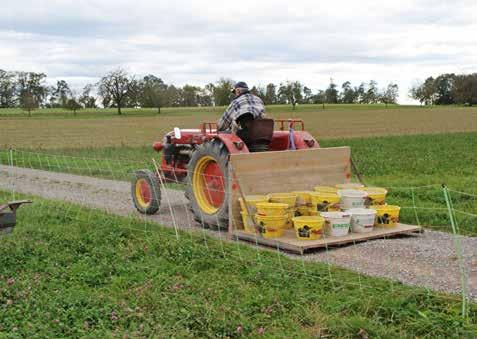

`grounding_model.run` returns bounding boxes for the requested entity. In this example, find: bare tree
[98,69,133,114]
[79,84,97,108]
